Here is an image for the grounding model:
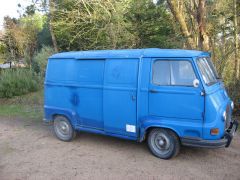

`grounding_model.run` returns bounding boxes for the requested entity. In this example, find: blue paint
[44,48,233,144]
